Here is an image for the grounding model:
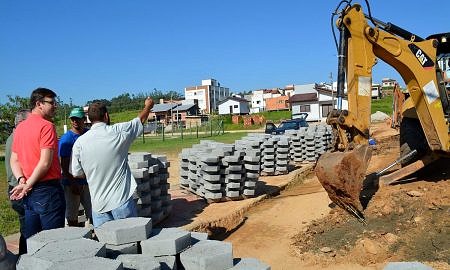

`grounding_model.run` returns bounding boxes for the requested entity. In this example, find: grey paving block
[190,232,209,244]
[27,227,92,254]
[23,238,105,267]
[151,210,164,223]
[137,205,152,217]
[230,258,271,270]
[128,152,151,162]
[180,240,233,270]
[95,217,152,245]
[136,192,152,204]
[16,254,53,270]
[131,168,149,179]
[383,262,433,270]
[116,254,160,270]
[148,164,160,174]
[50,257,123,270]
[141,228,191,256]
[128,161,149,169]
[157,255,177,270]
[106,242,138,258]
